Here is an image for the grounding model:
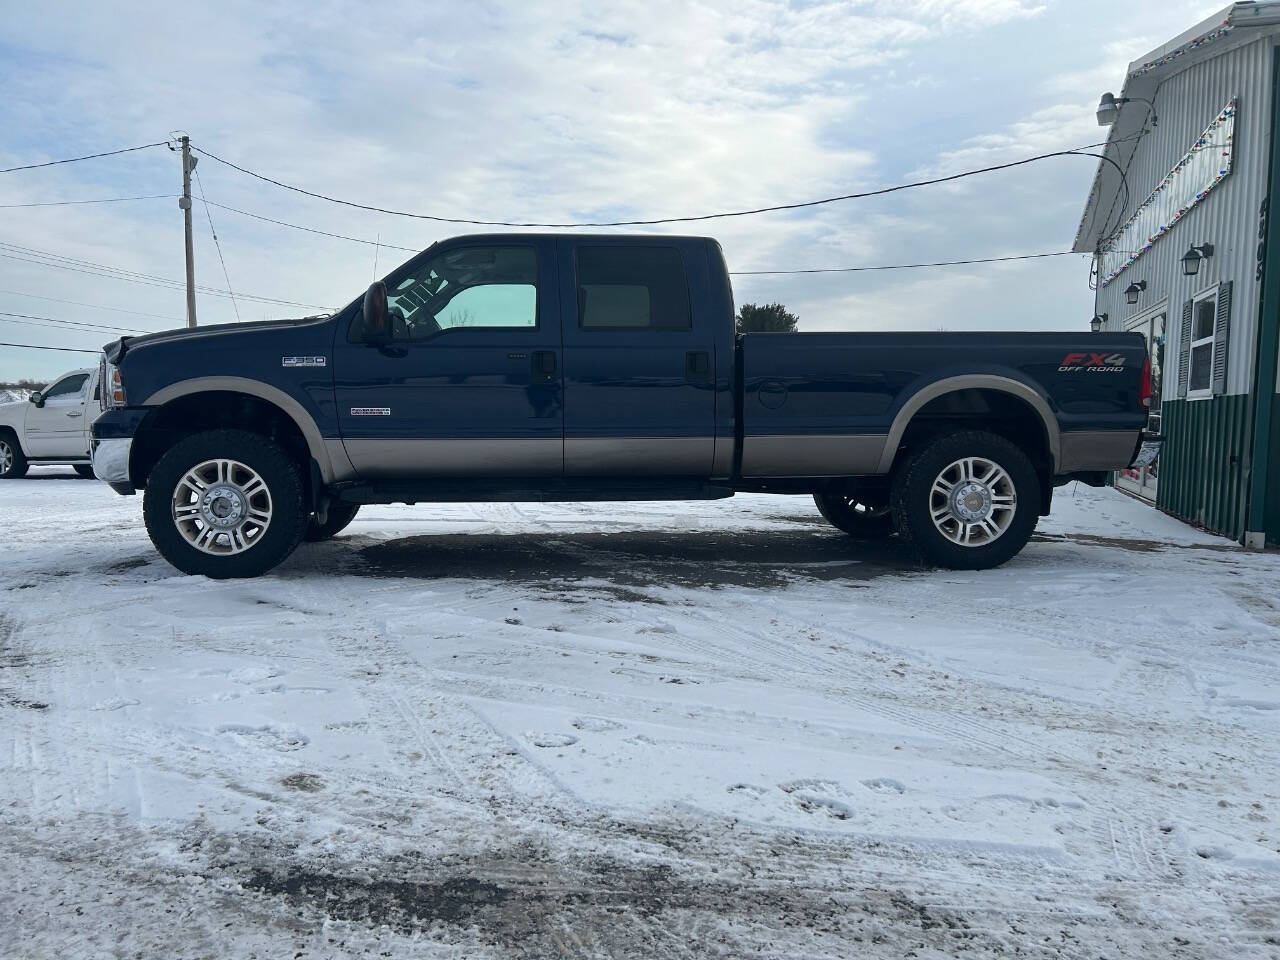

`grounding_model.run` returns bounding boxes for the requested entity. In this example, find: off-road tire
[304,502,361,542]
[143,429,308,579]
[813,493,895,539]
[0,432,28,479]
[74,464,96,479]
[891,429,1039,570]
